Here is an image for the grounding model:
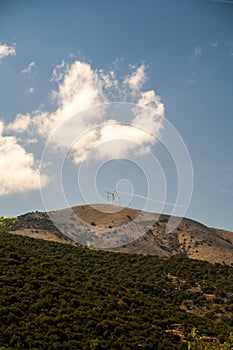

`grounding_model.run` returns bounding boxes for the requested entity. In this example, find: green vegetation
[0,230,233,349]
[0,217,16,233]
[187,328,233,349]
